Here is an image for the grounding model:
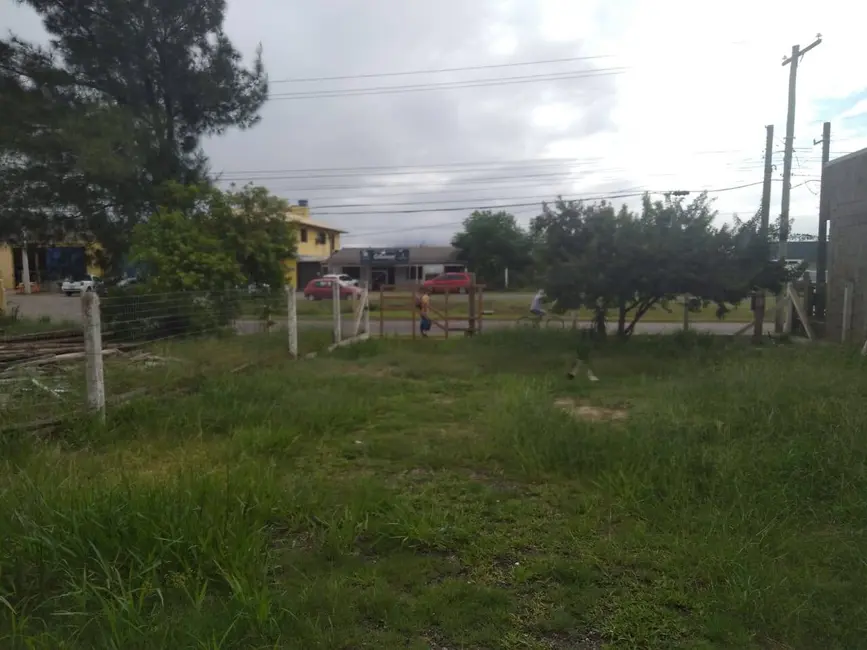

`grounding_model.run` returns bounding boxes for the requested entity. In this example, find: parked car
[116,276,140,288]
[303,278,362,301]
[422,272,472,294]
[322,273,359,286]
[62,274,102,296]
